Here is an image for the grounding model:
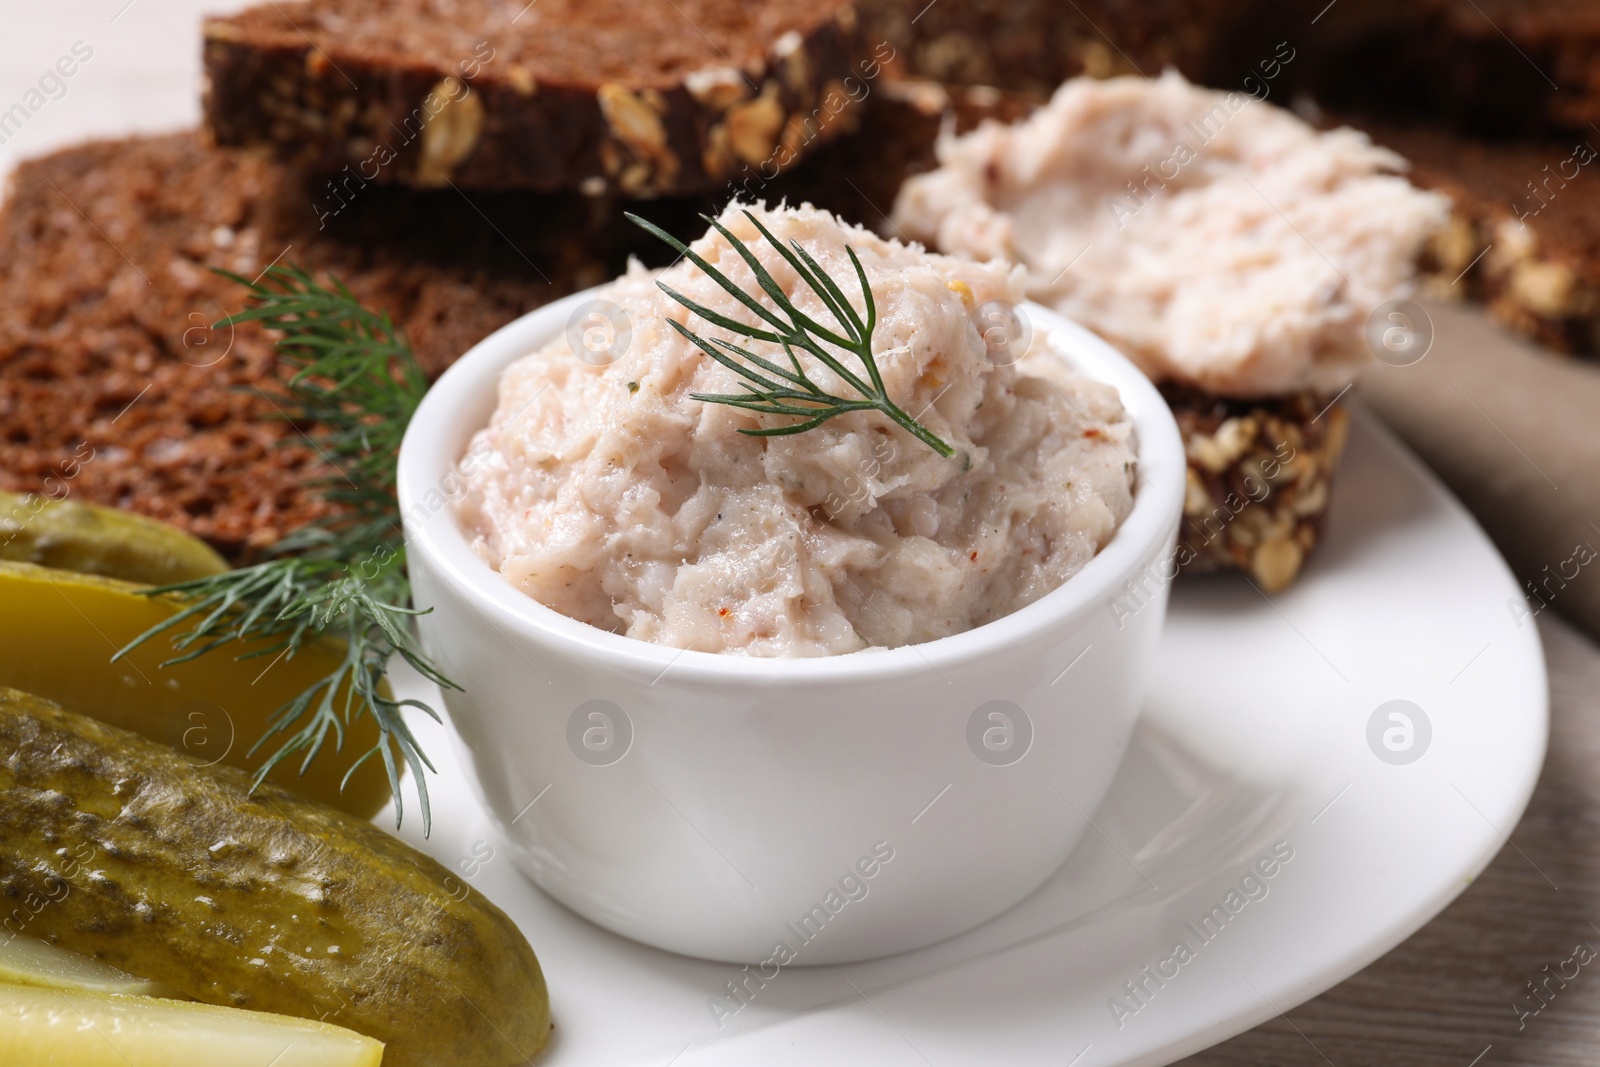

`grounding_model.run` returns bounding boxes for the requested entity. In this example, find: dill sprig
[115,265,456,833]
[627,210,955,458]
